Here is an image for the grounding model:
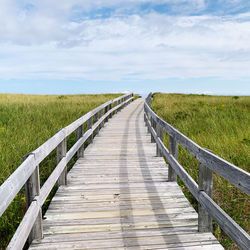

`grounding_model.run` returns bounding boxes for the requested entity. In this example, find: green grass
[151,93,250,249]
[0,93,122,249]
